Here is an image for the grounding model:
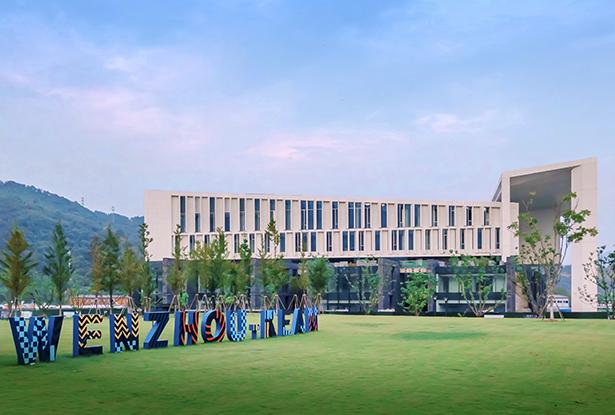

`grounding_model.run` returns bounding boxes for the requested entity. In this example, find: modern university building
[144,158,598,314]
